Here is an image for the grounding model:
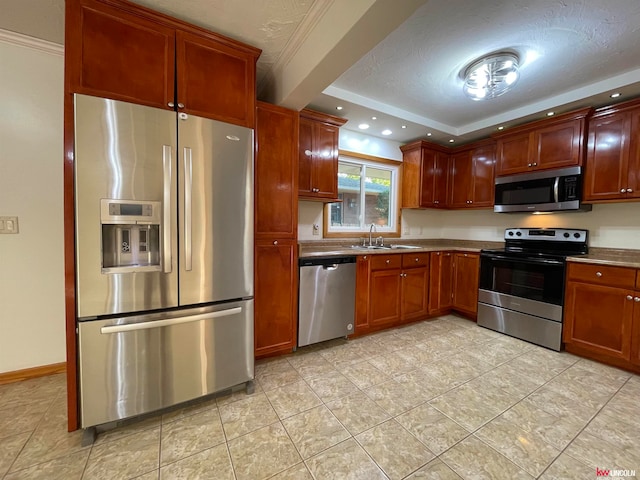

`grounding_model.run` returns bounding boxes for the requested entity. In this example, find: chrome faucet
[369,223,377,246]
